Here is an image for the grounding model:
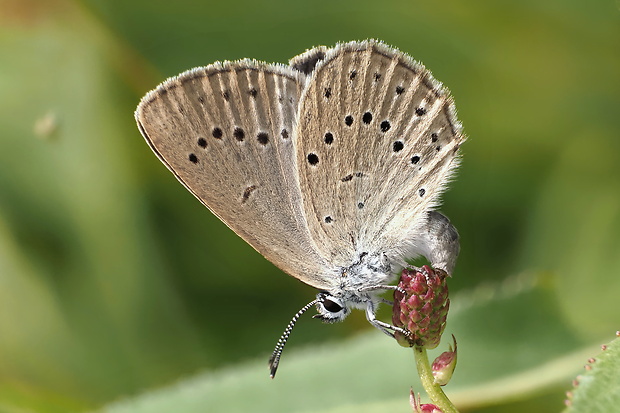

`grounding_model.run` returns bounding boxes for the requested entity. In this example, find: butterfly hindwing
[294,40,465,267]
